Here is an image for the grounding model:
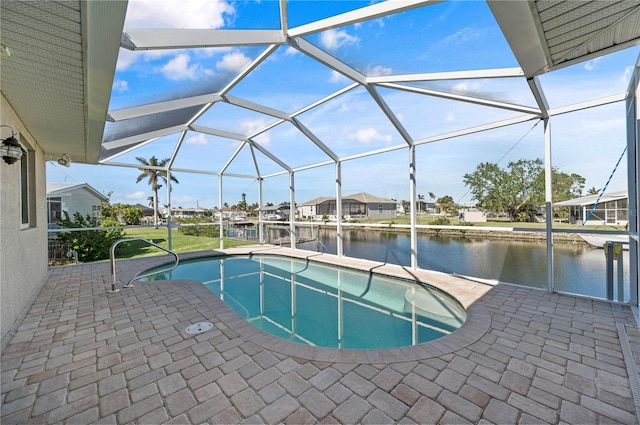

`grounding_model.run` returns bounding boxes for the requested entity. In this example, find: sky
[46,0,640,209]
